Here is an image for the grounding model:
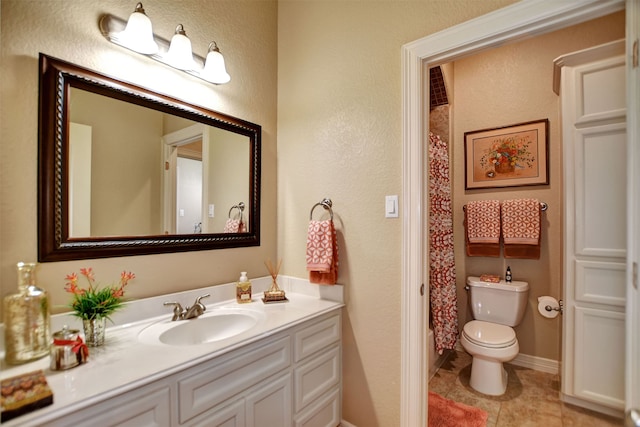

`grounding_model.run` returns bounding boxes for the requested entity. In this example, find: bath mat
[428,391,488,427]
